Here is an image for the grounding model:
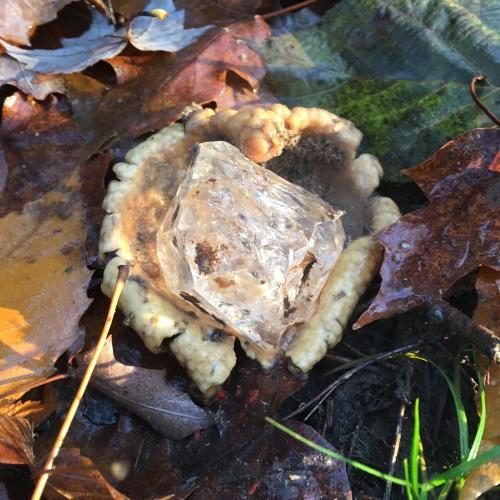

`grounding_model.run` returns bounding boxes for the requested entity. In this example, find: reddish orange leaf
[356,128,500,328]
